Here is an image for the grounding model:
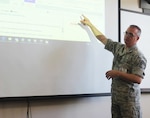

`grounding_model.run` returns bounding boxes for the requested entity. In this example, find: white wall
[121,0,142,12]
[1,97,111,118]
[0,95,150,118]
[141,94,150,118]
